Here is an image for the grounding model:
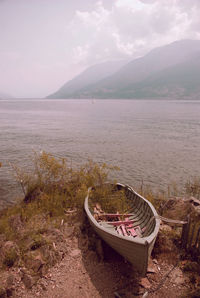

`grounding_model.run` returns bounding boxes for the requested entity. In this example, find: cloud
[0,0,200,97]
[67,0,200,67]
[67,0,114,11]
[66,2,122,65]
[66,1,148,65]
